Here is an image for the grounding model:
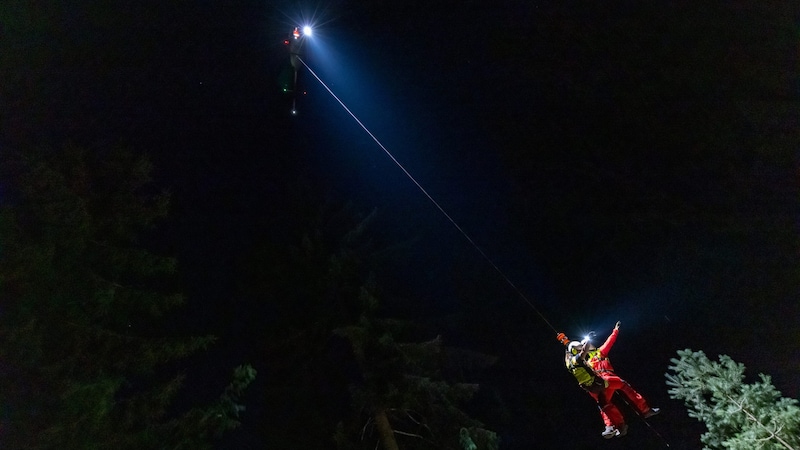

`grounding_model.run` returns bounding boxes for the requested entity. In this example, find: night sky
[4,1,799,448]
